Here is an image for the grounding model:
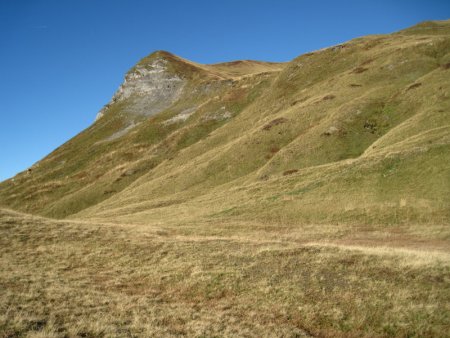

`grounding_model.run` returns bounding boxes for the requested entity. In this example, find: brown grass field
[1,208,449,337]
